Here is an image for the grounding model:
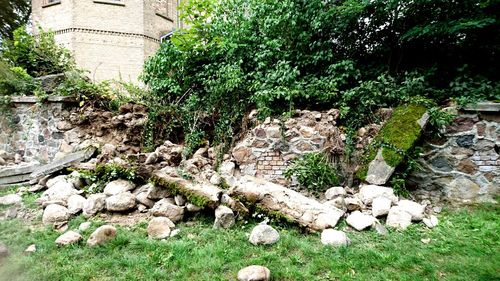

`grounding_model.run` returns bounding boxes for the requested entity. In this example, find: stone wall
[0,96,77,164]
[0,97,147,165]
[232,104,499,204]
[231,109,382,185]
[409,103,499,204]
